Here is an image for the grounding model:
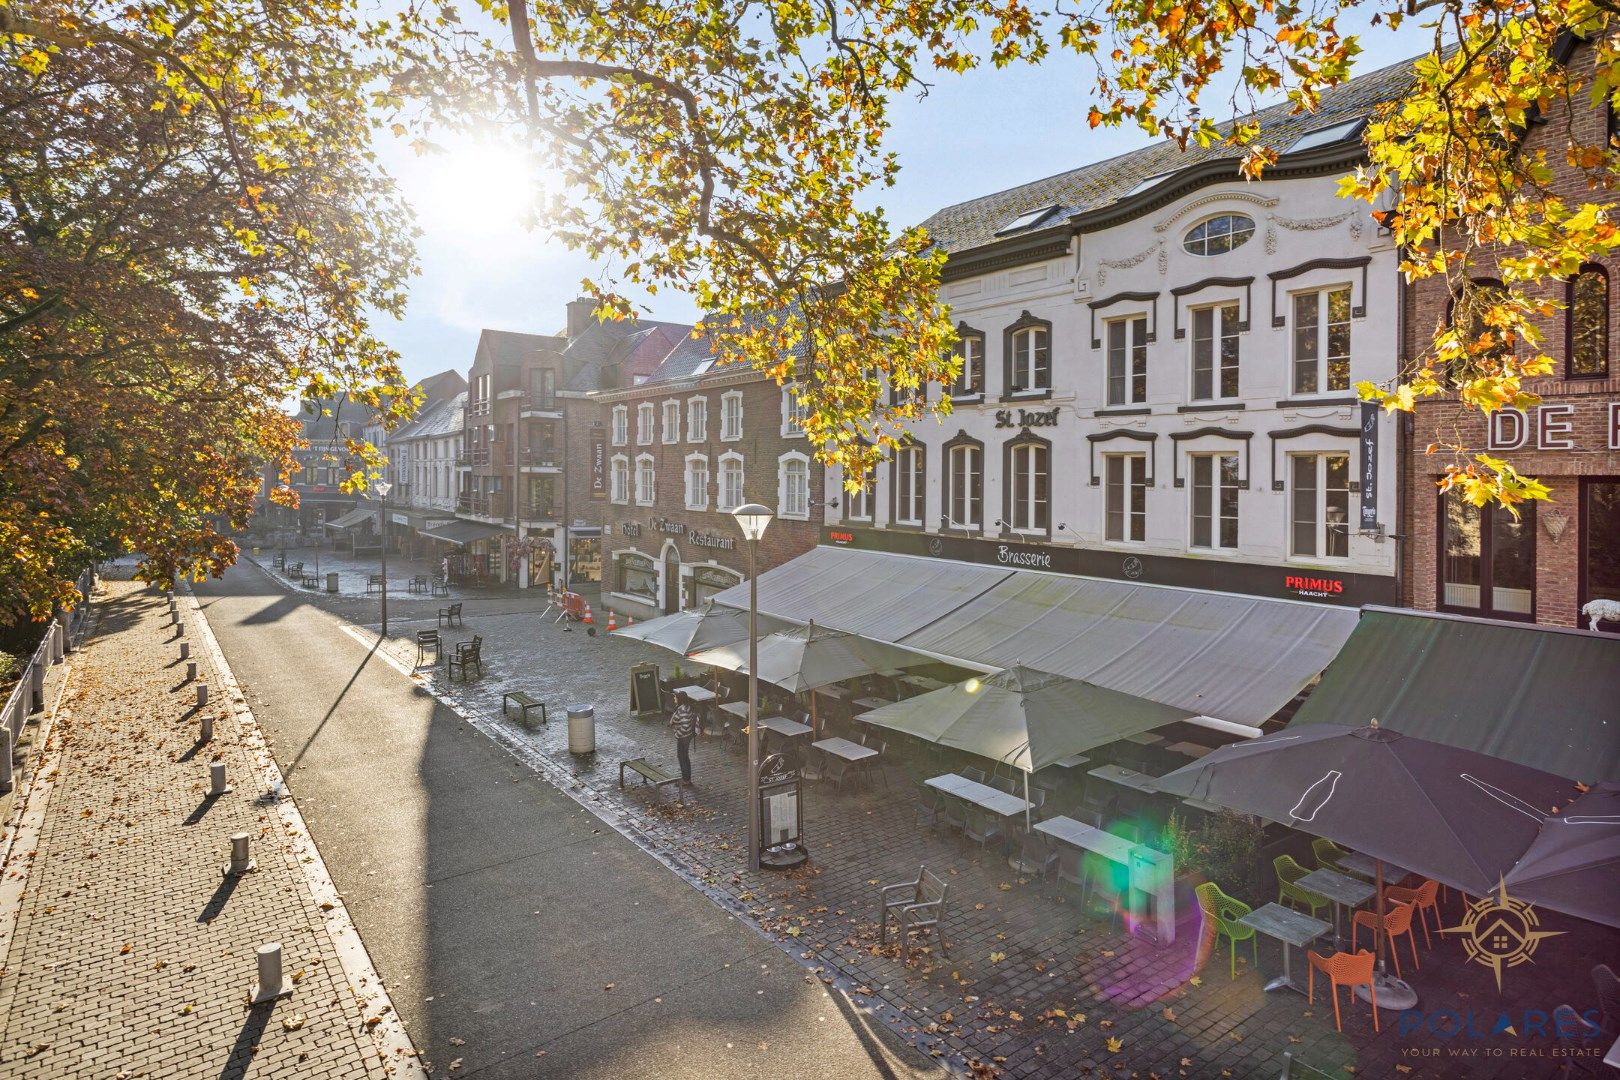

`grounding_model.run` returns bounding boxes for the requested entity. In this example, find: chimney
[566,297,597,338]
